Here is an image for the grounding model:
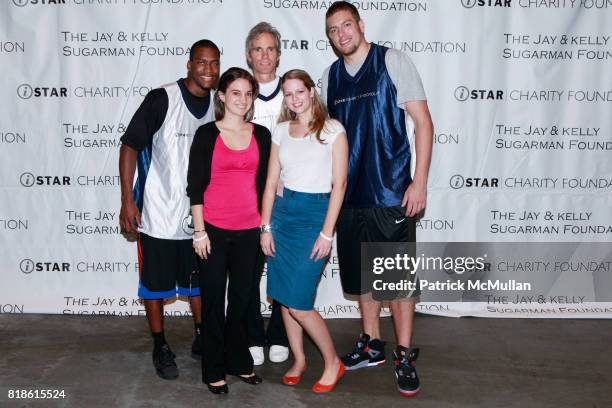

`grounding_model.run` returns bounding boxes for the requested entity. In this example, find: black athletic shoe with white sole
[341,333,386,370]
[153,344,179,380]
[394,346,420,396]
